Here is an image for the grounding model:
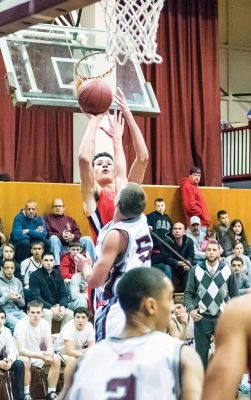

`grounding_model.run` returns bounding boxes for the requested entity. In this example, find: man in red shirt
[180,166,210,228]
